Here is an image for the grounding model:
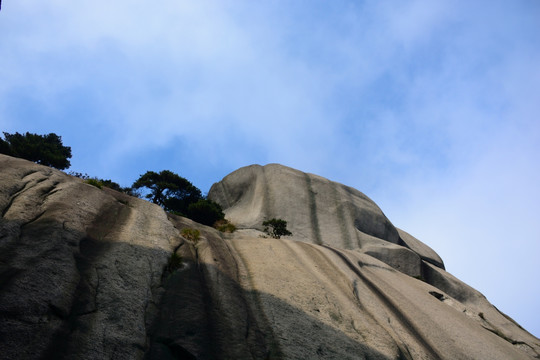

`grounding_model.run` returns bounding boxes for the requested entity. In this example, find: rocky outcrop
[208,164,401,248]
[207,164,445,277]
[1,156,539,359]
[208,164,540,358]
[0,155,179,359]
